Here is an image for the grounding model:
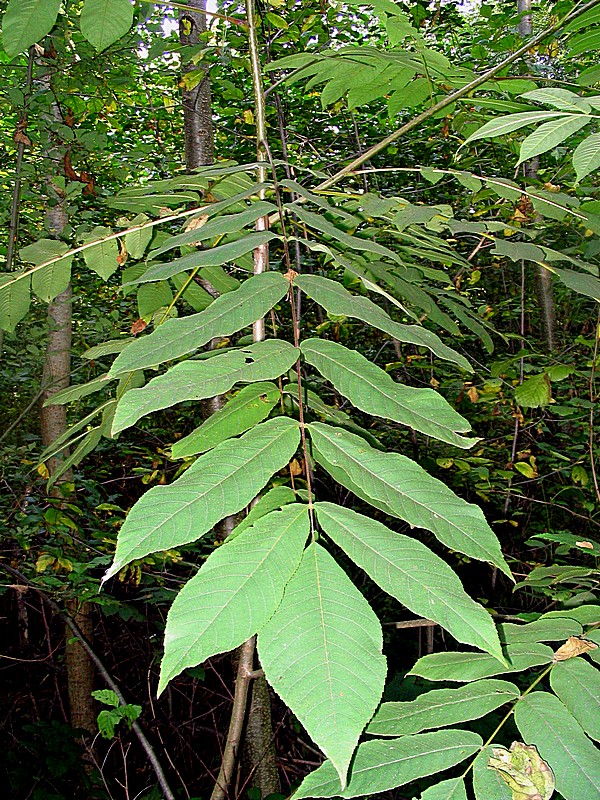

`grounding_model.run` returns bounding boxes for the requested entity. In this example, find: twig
[1,564,176,800]
[210,637,256,800]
